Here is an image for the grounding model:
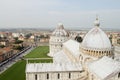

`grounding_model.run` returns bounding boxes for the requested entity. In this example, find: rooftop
[26,63,83,73]
[88,56,120,80]
[0,47,12,55]
[53,50,71,63]
[63,39,80,57]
